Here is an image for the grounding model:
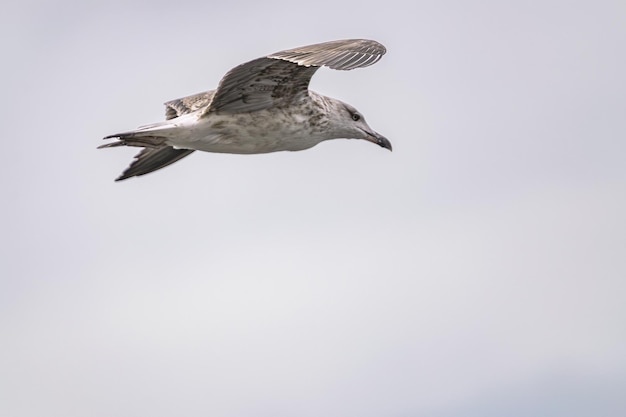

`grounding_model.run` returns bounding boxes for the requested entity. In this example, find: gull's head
[327,100,392,151]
